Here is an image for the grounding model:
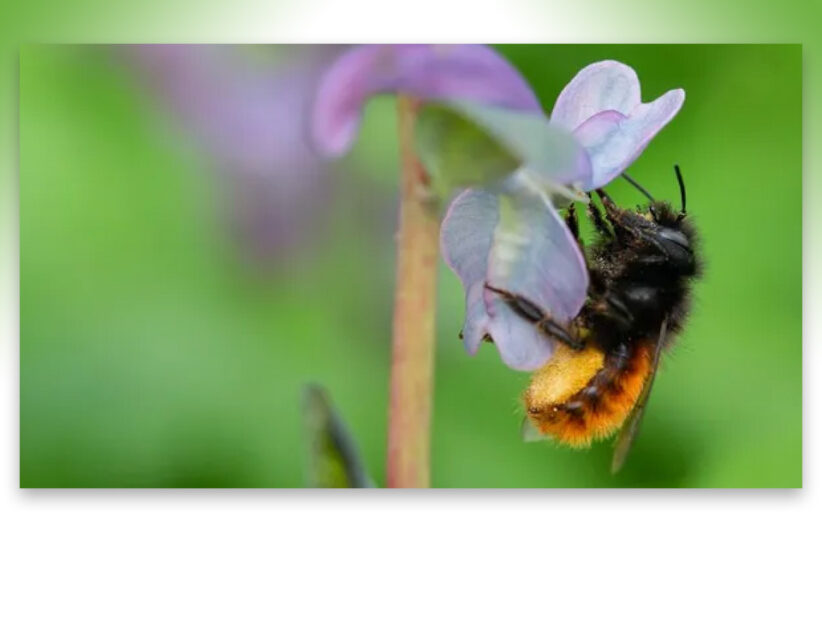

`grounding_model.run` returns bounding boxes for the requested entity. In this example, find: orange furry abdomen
[523,341,653,448]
